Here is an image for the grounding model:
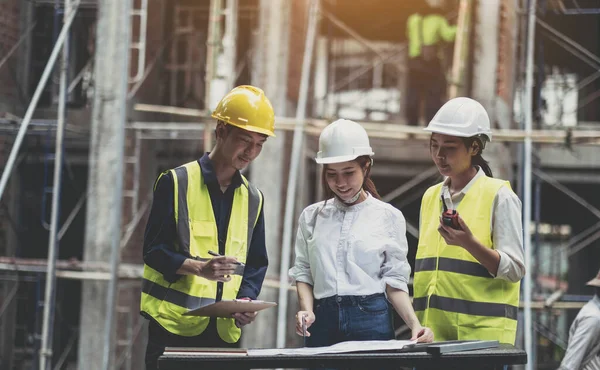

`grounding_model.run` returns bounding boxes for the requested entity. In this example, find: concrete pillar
[314,37,329,117]
[78,0,131,368]
[471,0,500,119]
[242,0,291,349]
[471,0,514,181]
